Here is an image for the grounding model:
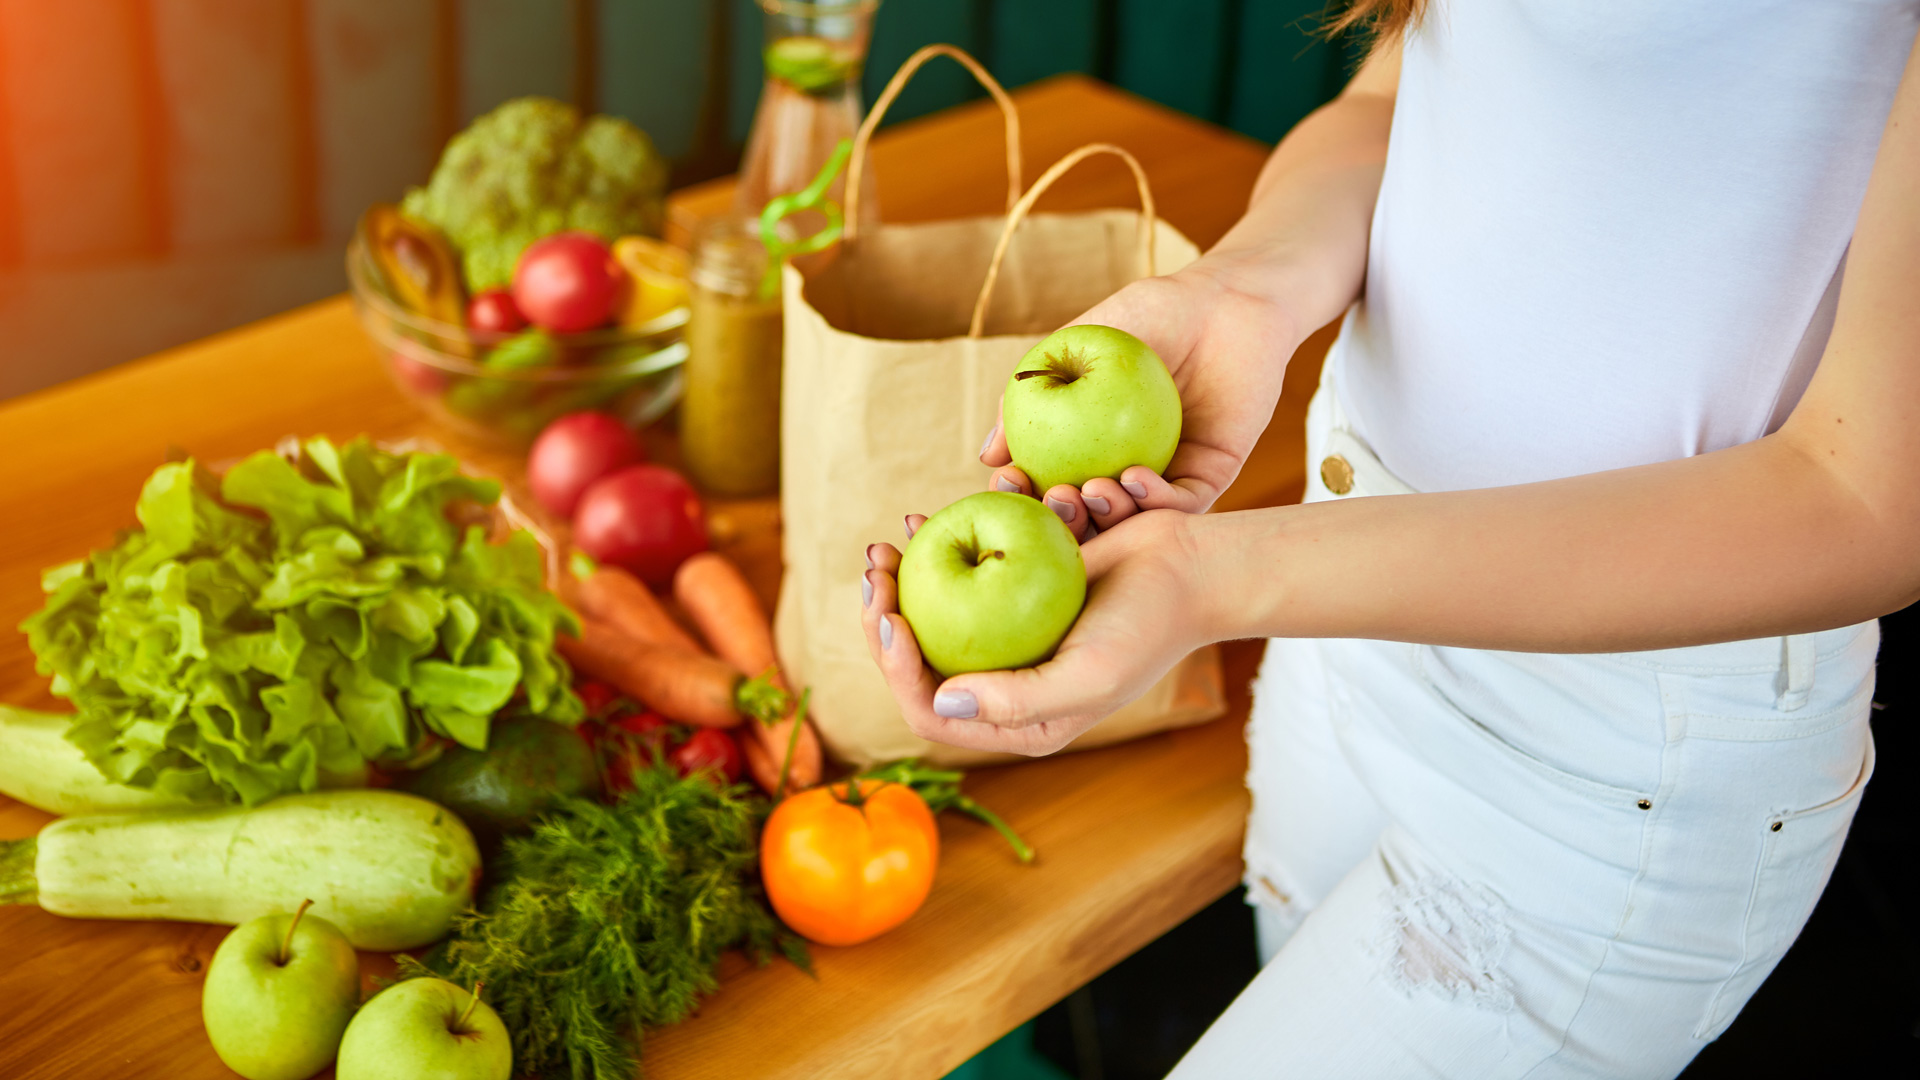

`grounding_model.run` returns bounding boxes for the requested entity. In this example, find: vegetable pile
[19,437,581,805]
[399,97,667,293]
[404,765,806,1080]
